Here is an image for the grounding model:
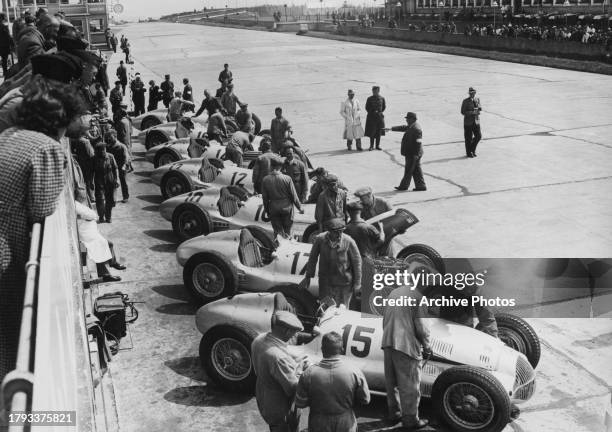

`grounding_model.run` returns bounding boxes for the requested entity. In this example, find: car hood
[176,230,241,266]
